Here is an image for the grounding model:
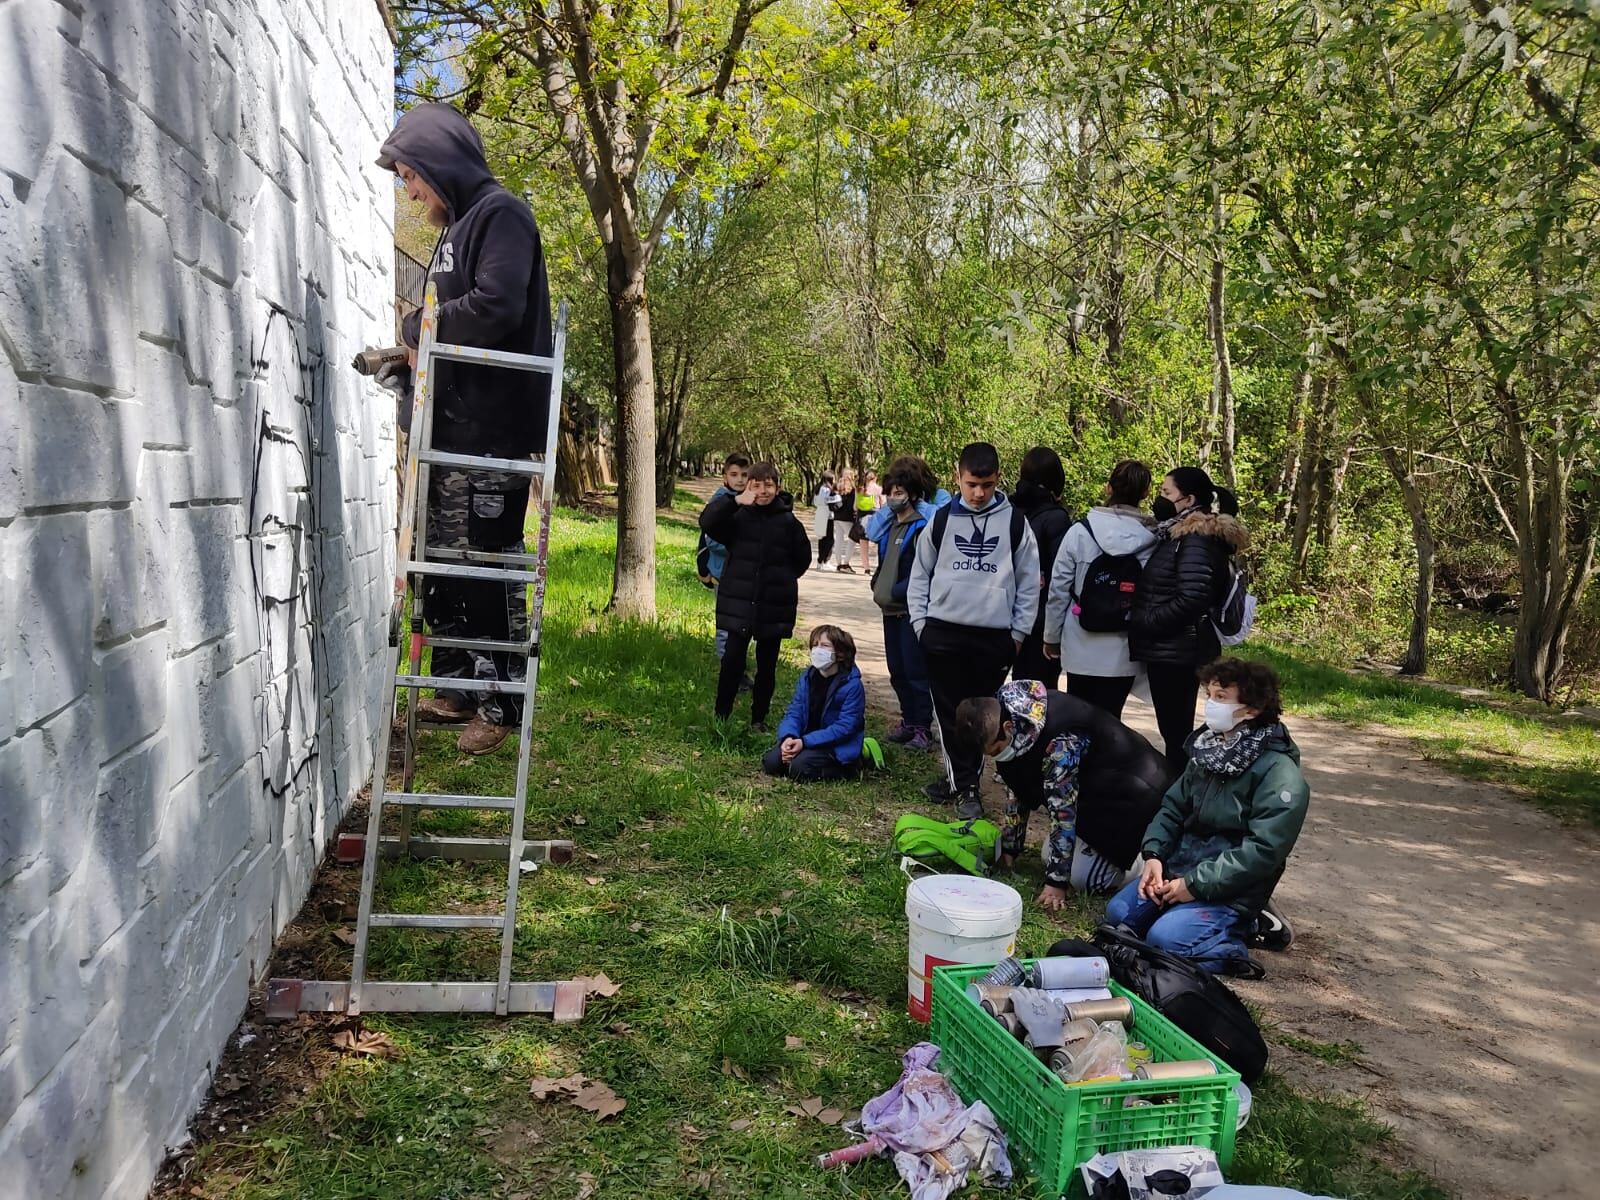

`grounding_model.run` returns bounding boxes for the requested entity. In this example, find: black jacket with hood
[1011,481,1073,642]
[993,682,1174,869]
[380,104,553,457]
[1129,510,1248,667]
[699,492,813,639]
